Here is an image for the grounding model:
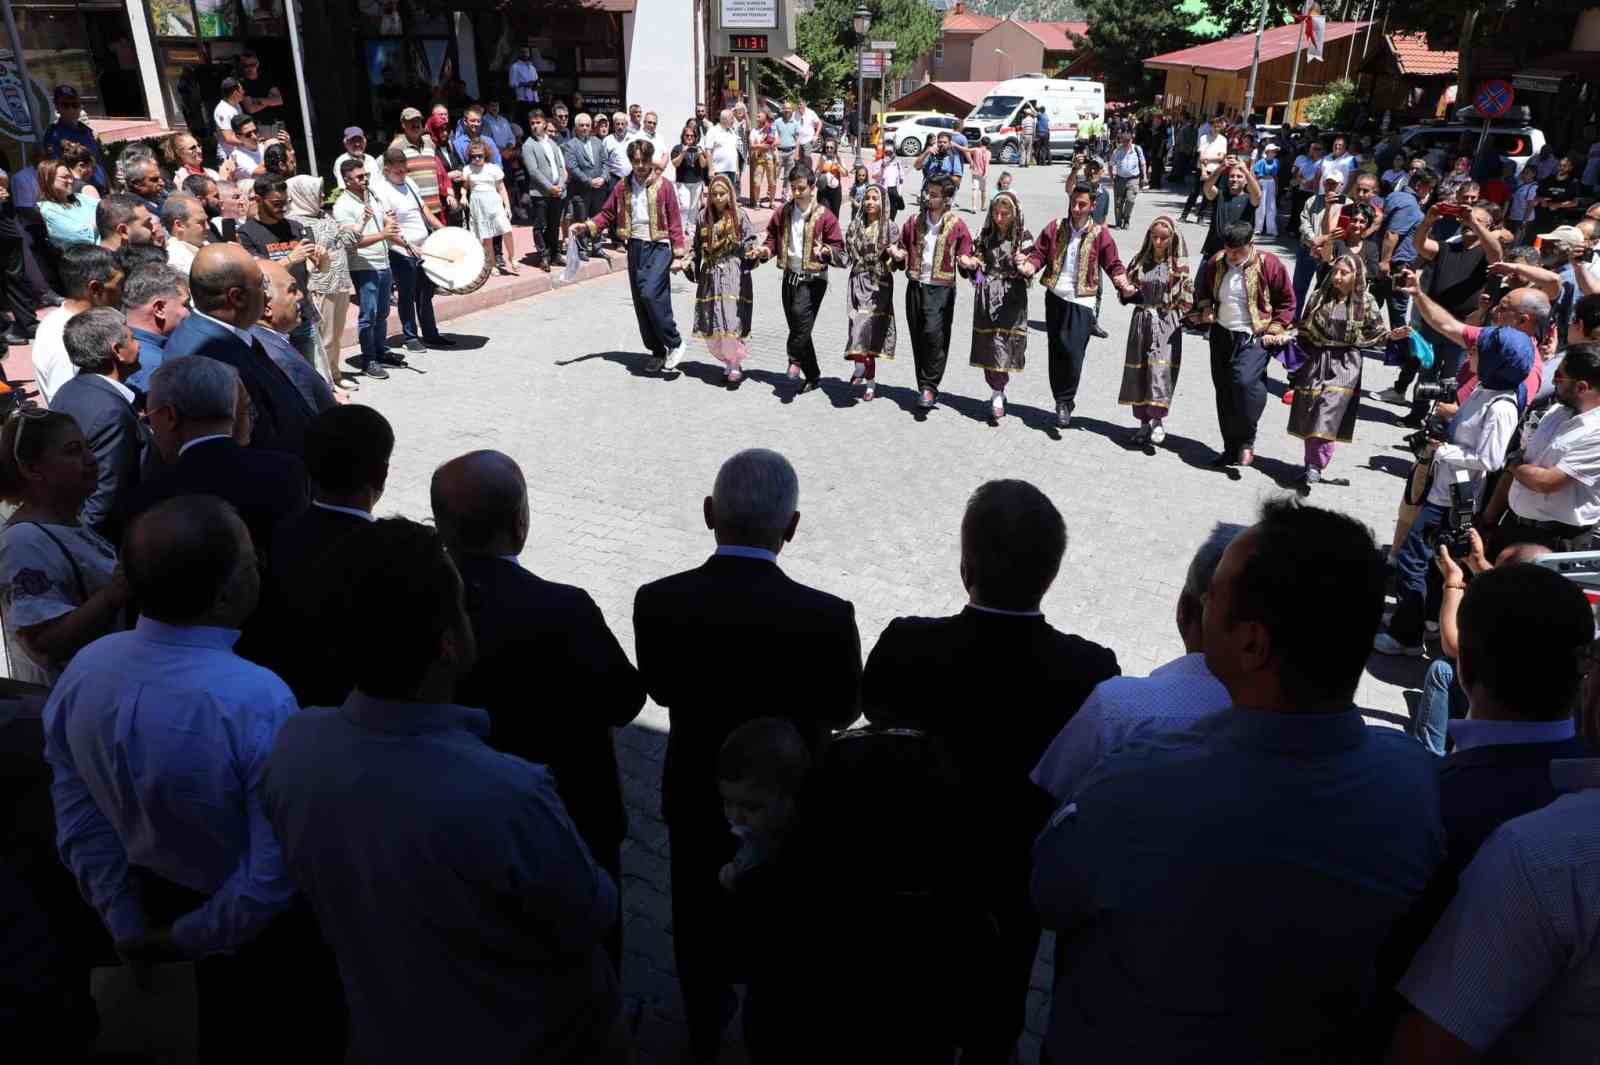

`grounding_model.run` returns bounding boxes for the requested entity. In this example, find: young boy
[716,717,811,895]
